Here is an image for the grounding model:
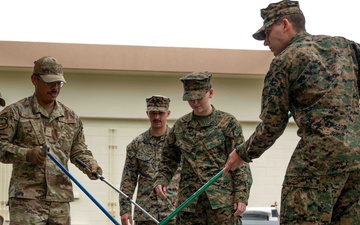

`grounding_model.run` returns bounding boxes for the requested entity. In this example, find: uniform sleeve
[154,125,181,188]
[119,142,138,215]
[226,117,252,204]
[350,41,360,94]
[69,119,98,168]
[236,58,290,162]
[0,106,29,163]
